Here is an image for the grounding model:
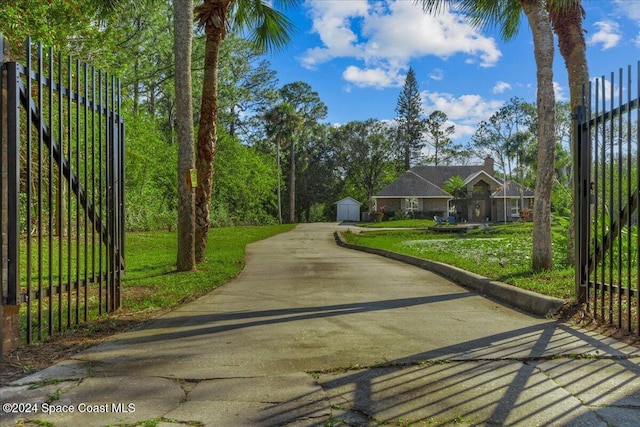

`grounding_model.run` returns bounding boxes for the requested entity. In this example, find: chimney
[484,156,494,175]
